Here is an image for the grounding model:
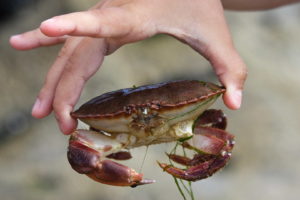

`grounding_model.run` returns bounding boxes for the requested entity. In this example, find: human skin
[222,0,300,10]
[10,0,298,135]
